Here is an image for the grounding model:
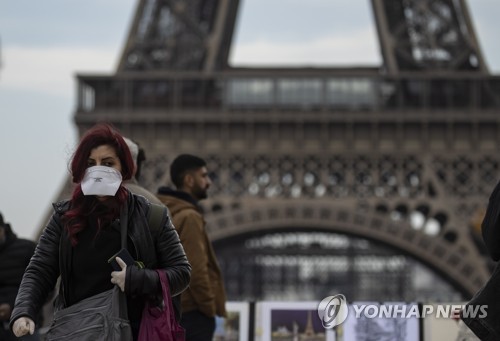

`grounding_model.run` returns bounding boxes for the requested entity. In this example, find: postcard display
[213,302,251,341]
[337,302,420,341]
[214,301,466,341]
